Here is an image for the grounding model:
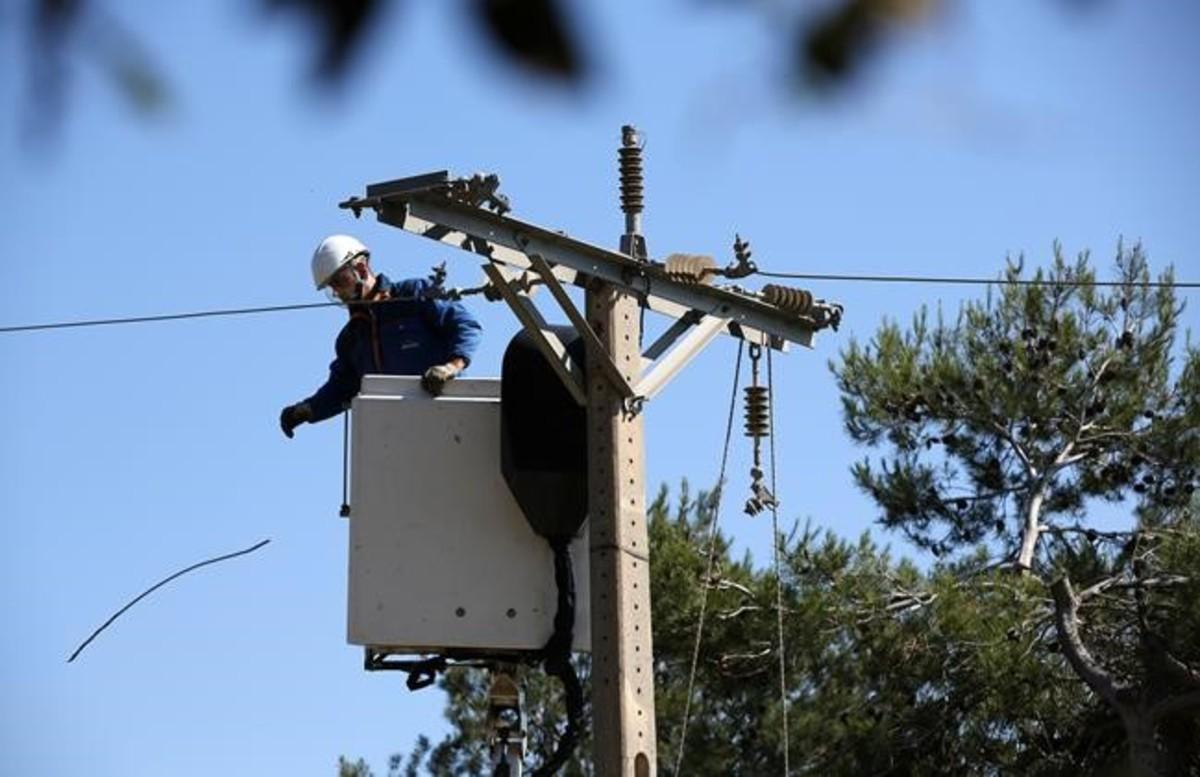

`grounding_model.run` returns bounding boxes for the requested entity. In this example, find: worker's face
[327,258,369,302]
